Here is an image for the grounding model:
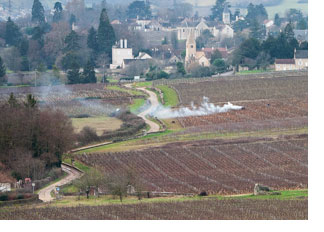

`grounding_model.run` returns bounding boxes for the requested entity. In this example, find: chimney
[120,39,123,48]
[124,39,128,48]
